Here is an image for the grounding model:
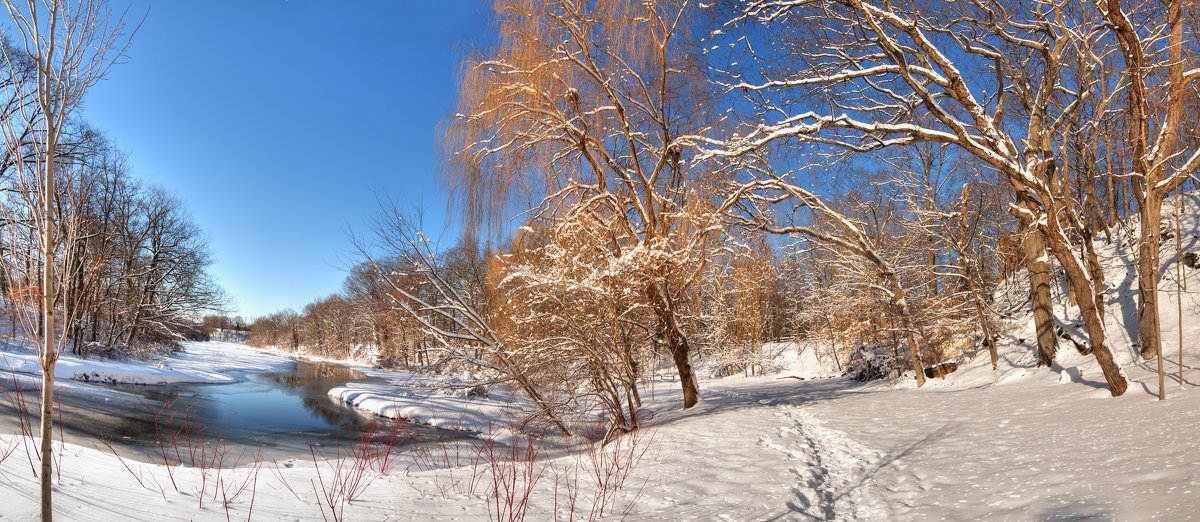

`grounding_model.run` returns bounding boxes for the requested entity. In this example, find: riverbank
[0,340,287,385]
[0,342,461,465]
[0,340,525,446]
